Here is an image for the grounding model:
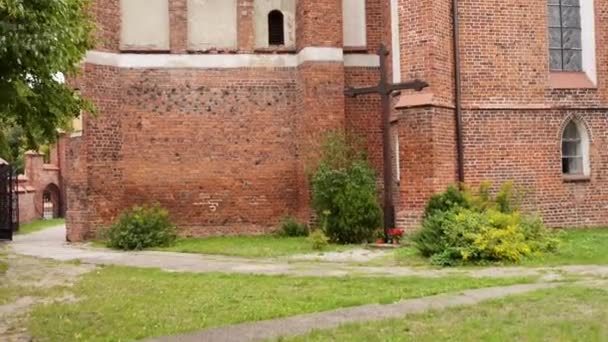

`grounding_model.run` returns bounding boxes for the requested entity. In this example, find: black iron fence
[0,162,18,240]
